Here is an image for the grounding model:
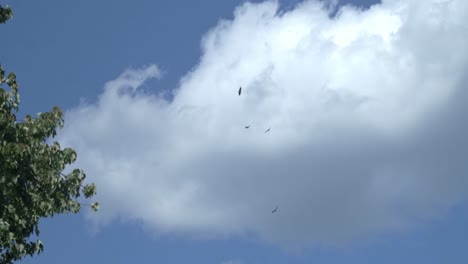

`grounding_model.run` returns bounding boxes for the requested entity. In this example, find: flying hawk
[272,205,278,213]
[264,128,271,133]
[245,125,250,129]
[238,87,242,96]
